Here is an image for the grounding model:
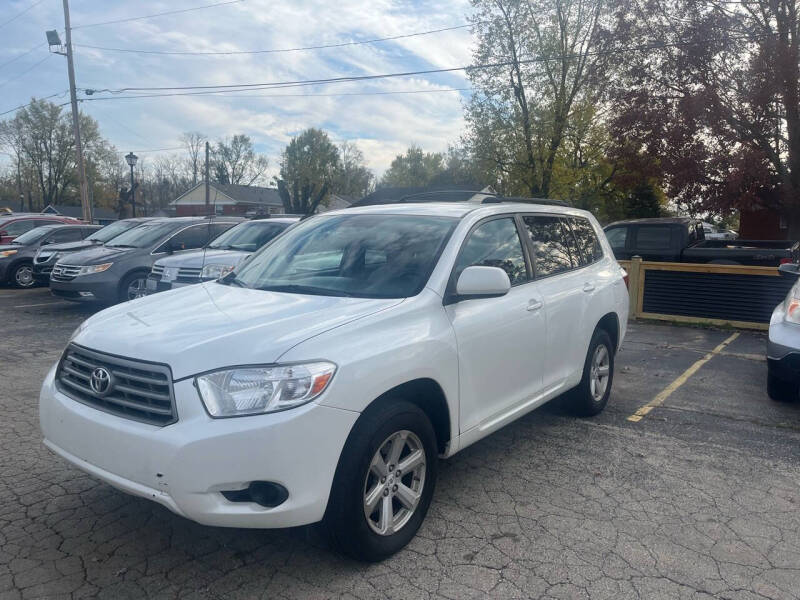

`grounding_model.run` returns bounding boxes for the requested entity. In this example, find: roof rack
[396,189,568,207]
